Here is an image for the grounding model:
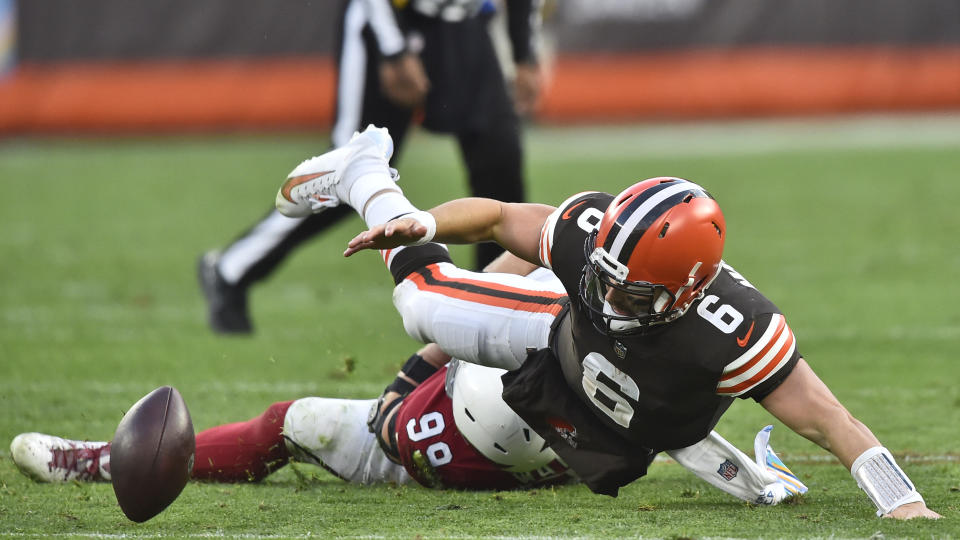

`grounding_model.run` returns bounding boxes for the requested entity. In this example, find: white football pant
[392,263,564,370]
